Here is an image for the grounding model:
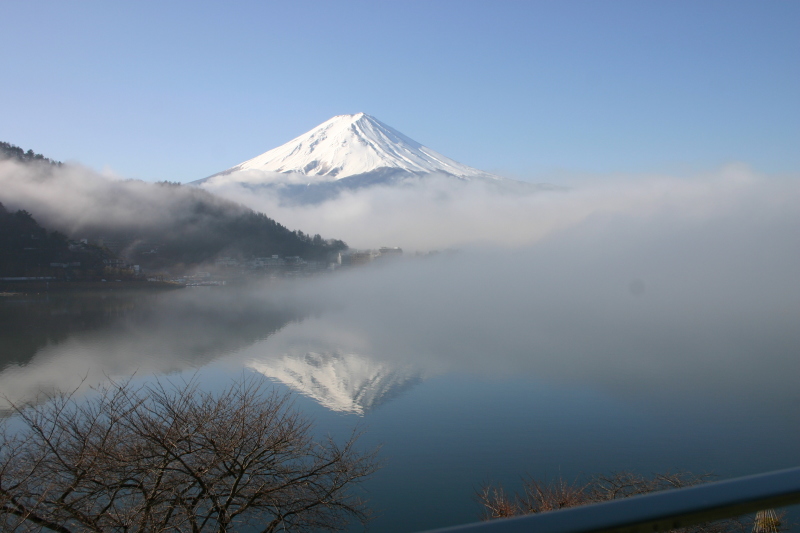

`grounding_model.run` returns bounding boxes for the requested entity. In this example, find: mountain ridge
[195,113,558,205]
[203,113,501,183]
